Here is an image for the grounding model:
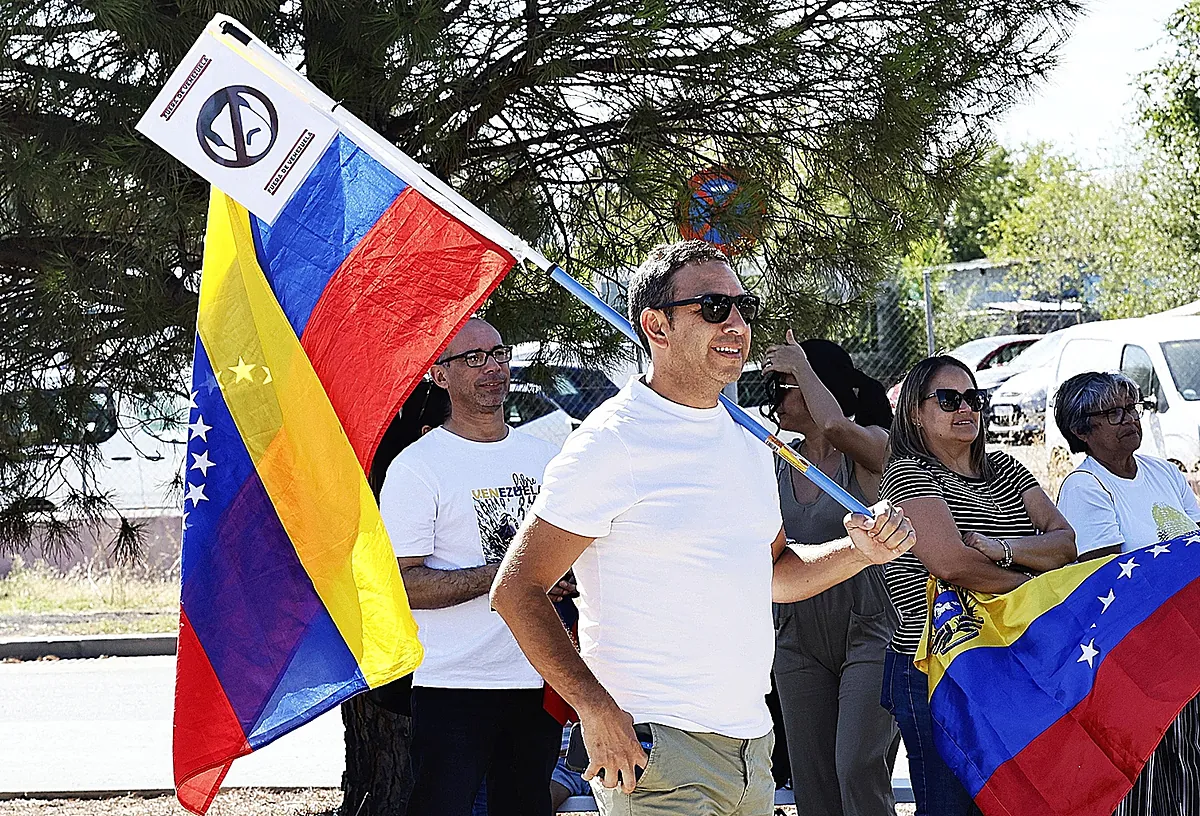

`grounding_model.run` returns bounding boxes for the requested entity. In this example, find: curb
[0,633,177,661]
